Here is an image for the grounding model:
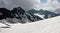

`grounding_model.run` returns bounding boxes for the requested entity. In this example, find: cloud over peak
[0,0,60,12]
